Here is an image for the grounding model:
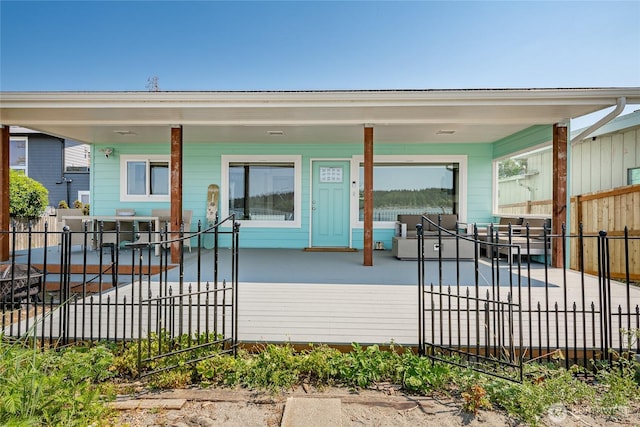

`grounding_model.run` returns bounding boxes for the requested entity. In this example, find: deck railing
[1,215,240,376]
[417,215,639,380]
